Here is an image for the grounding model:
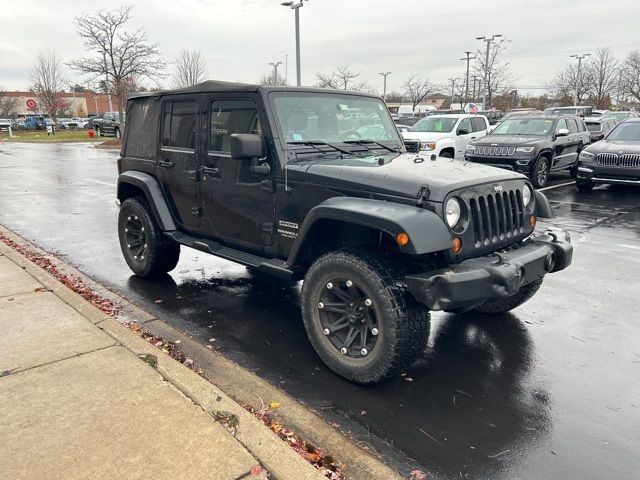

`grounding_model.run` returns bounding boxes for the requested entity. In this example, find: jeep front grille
[468,190,525,246]
[474,145,516,156]
[596,153,640,167]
